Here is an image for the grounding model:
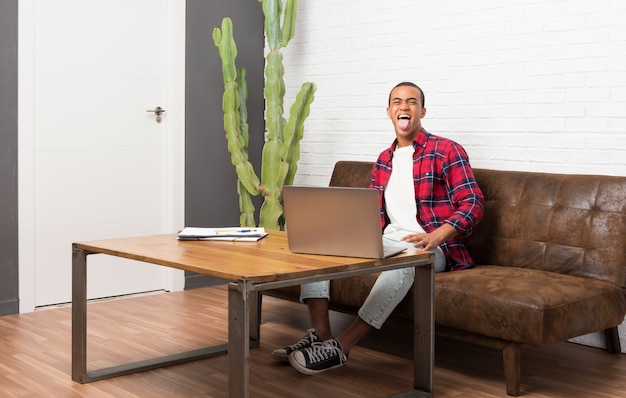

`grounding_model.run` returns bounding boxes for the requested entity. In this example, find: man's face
[386,85,426,146]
